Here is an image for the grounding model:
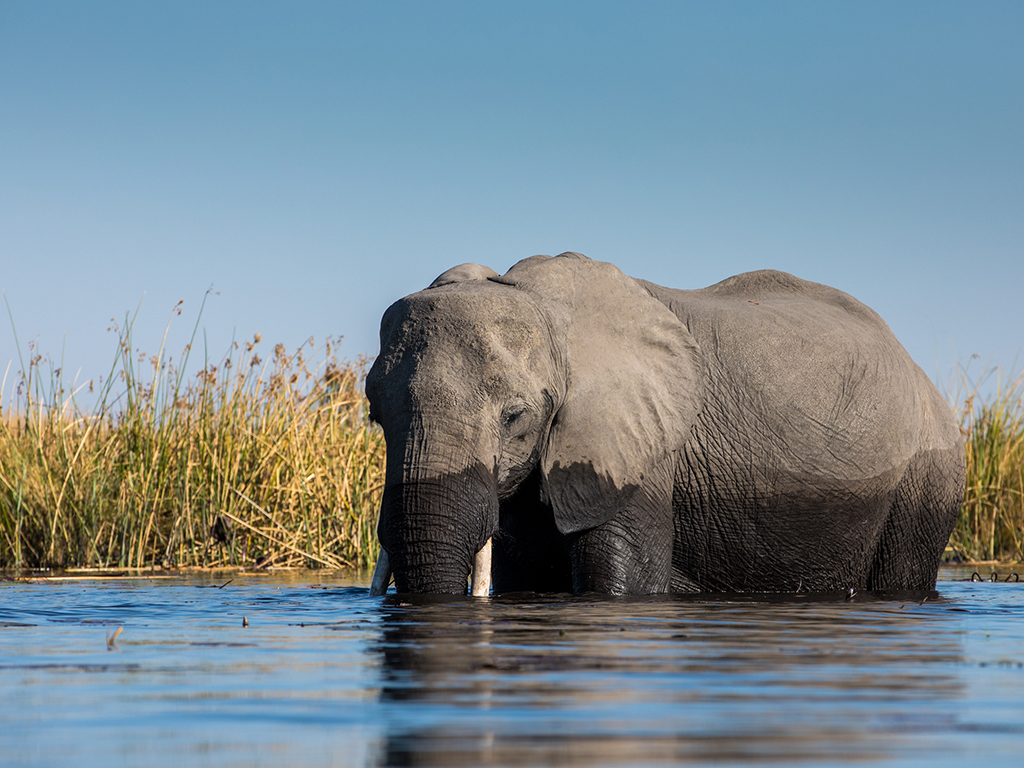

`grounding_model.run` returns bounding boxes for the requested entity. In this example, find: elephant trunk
[369,539,492,596]
[375,462,498,595]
